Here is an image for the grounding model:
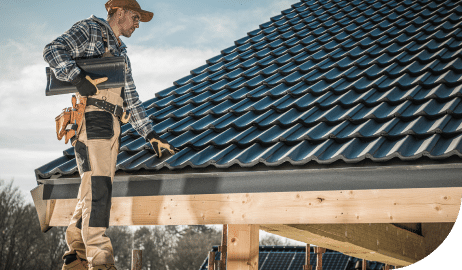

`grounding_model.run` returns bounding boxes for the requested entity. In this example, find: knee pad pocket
[89,176,112,228]
[85,111,114,140]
